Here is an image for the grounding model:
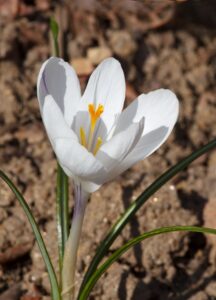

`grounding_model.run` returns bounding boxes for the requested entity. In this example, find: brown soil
[0,1,216,299]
